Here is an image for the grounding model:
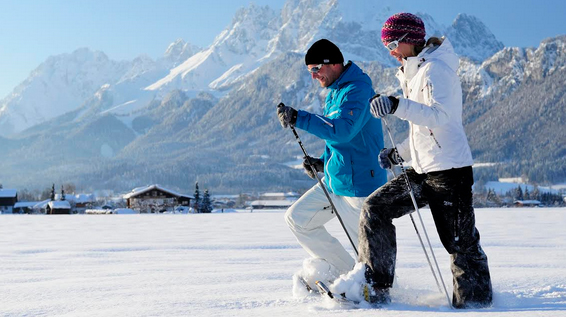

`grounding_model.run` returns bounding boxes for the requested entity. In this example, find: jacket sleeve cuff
[392,98,409,119]
[294,110,310,130]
